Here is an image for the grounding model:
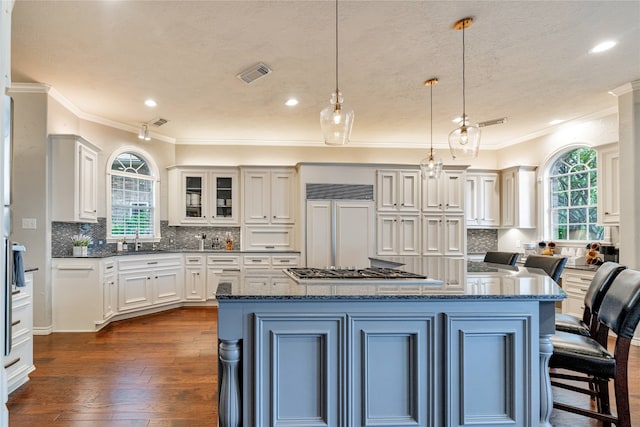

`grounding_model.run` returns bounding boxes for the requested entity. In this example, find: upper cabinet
[243,168,296,225]
[500,166,537,228]
[376,170,420,212]
[421,169,465,214]
[465,172,500,228]
[168,167,239,226]
[50,134,99,223]
[597,143,619,225]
